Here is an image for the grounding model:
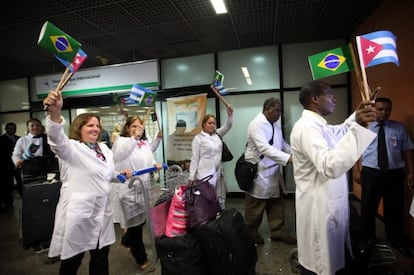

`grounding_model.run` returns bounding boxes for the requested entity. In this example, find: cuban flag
[55,48,88,73]
[128,84,157,107]
[356,30,399,68]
